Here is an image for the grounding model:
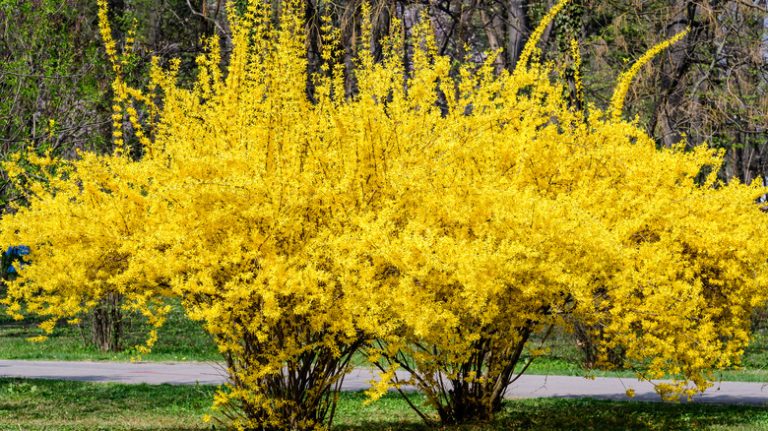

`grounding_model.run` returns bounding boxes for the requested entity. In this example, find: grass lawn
[0,378,215,430]
[0,378,766,430]
[0,304,220,362]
